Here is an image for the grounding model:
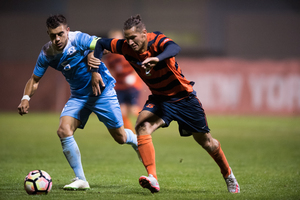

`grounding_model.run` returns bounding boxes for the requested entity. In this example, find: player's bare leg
[192,132,240,193]
[108,126,140,160]
[108,126,128,144]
